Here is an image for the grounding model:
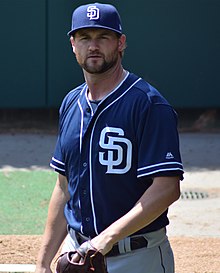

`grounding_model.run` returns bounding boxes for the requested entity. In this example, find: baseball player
[36,3,184,273]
